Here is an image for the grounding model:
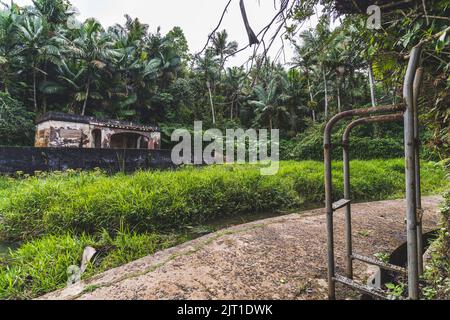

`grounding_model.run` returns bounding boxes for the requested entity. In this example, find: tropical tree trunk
[206,80,216,125]
[289,105,297,133]
[220,53,225,72]
[235,95,240,121]
[33,65,38,112]
[337,83,342,113]
[43,61,48,113]
[230,103,233,120]
[350,70,355,106]
[43,96,47,114]
[307,76,316,122]
[82,78,91,116]
[368,61,377,107]
[323,68,329,118]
